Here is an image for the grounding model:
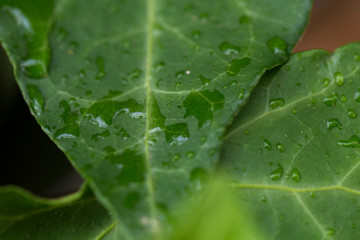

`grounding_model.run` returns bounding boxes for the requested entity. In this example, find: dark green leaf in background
[221,43,360,240]
[0,0,312,238]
